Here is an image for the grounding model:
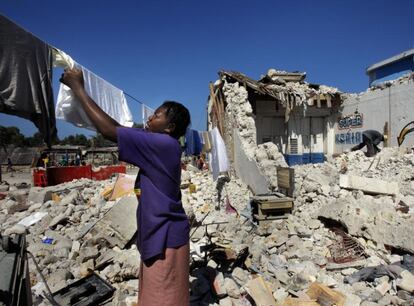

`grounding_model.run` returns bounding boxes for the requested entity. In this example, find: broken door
[302,117,324,163]
[258,116,286,153]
